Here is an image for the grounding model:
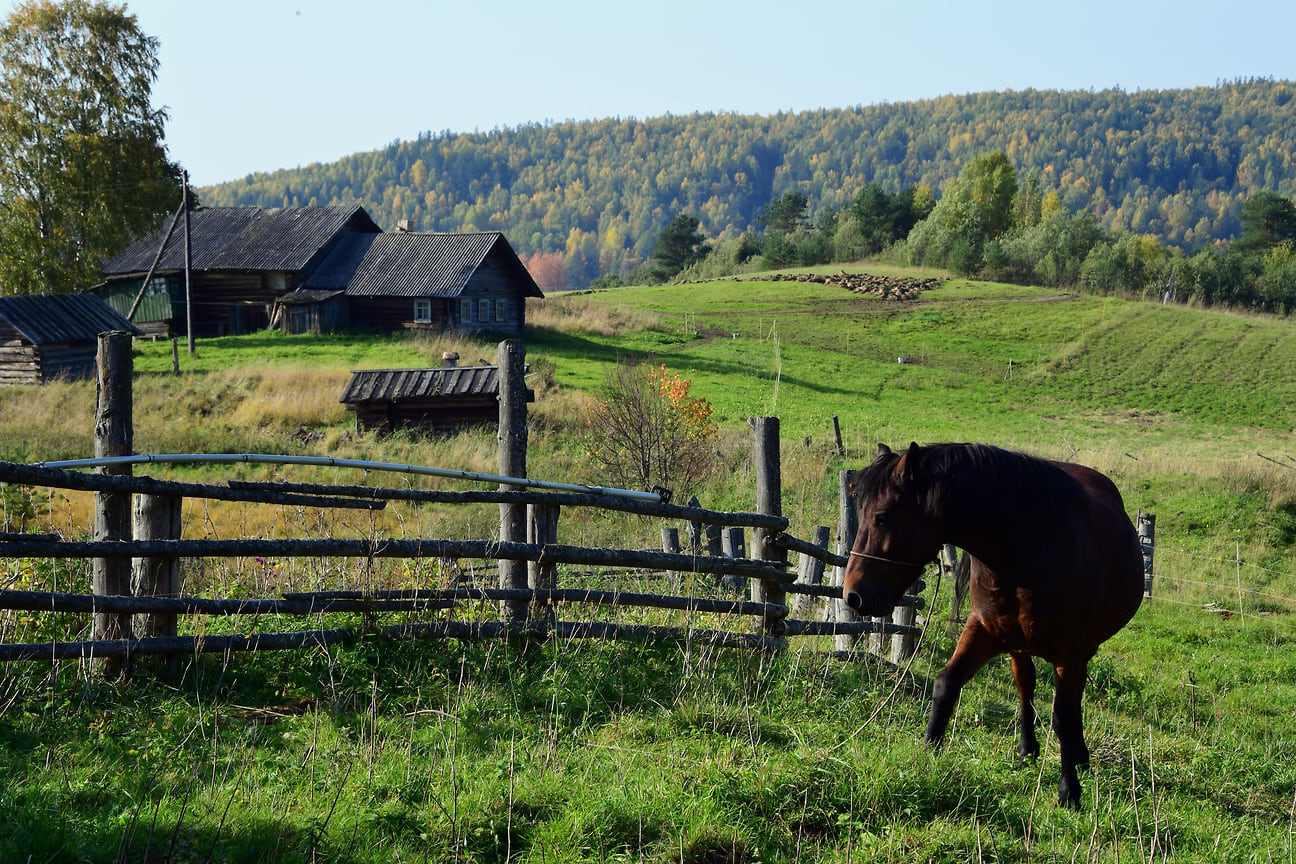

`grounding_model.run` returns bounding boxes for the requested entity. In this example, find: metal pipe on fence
[35,455,663,503]
[0,461,386,511]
